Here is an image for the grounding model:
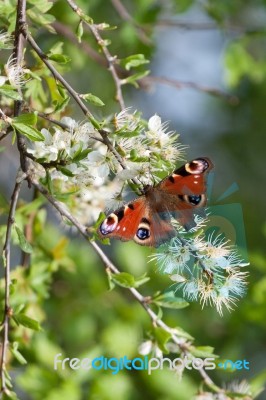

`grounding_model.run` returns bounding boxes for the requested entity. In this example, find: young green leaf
[120,54,150,71]
[48,54,71,64]
[72,148,91,162]
[153,291,189,309]
[53,96,70,113]
[14,226,33,254]
[12,313,41,331]
[76,20,84,43]
[111,272,136,288]
[12,113,37,125]
[81,93,105,107]
[133,273,150,288]
[12,122,44,141]
[10,342,27,365]
[57,166,75,177]
[0,85,22,100]
[122,70,150,88]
